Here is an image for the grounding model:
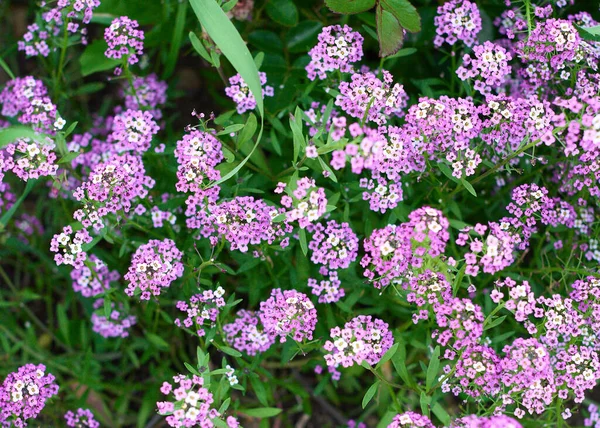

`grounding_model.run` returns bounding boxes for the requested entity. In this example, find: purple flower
[306,25,364,81]
[225,72,273,114]
[259,288,317,343]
